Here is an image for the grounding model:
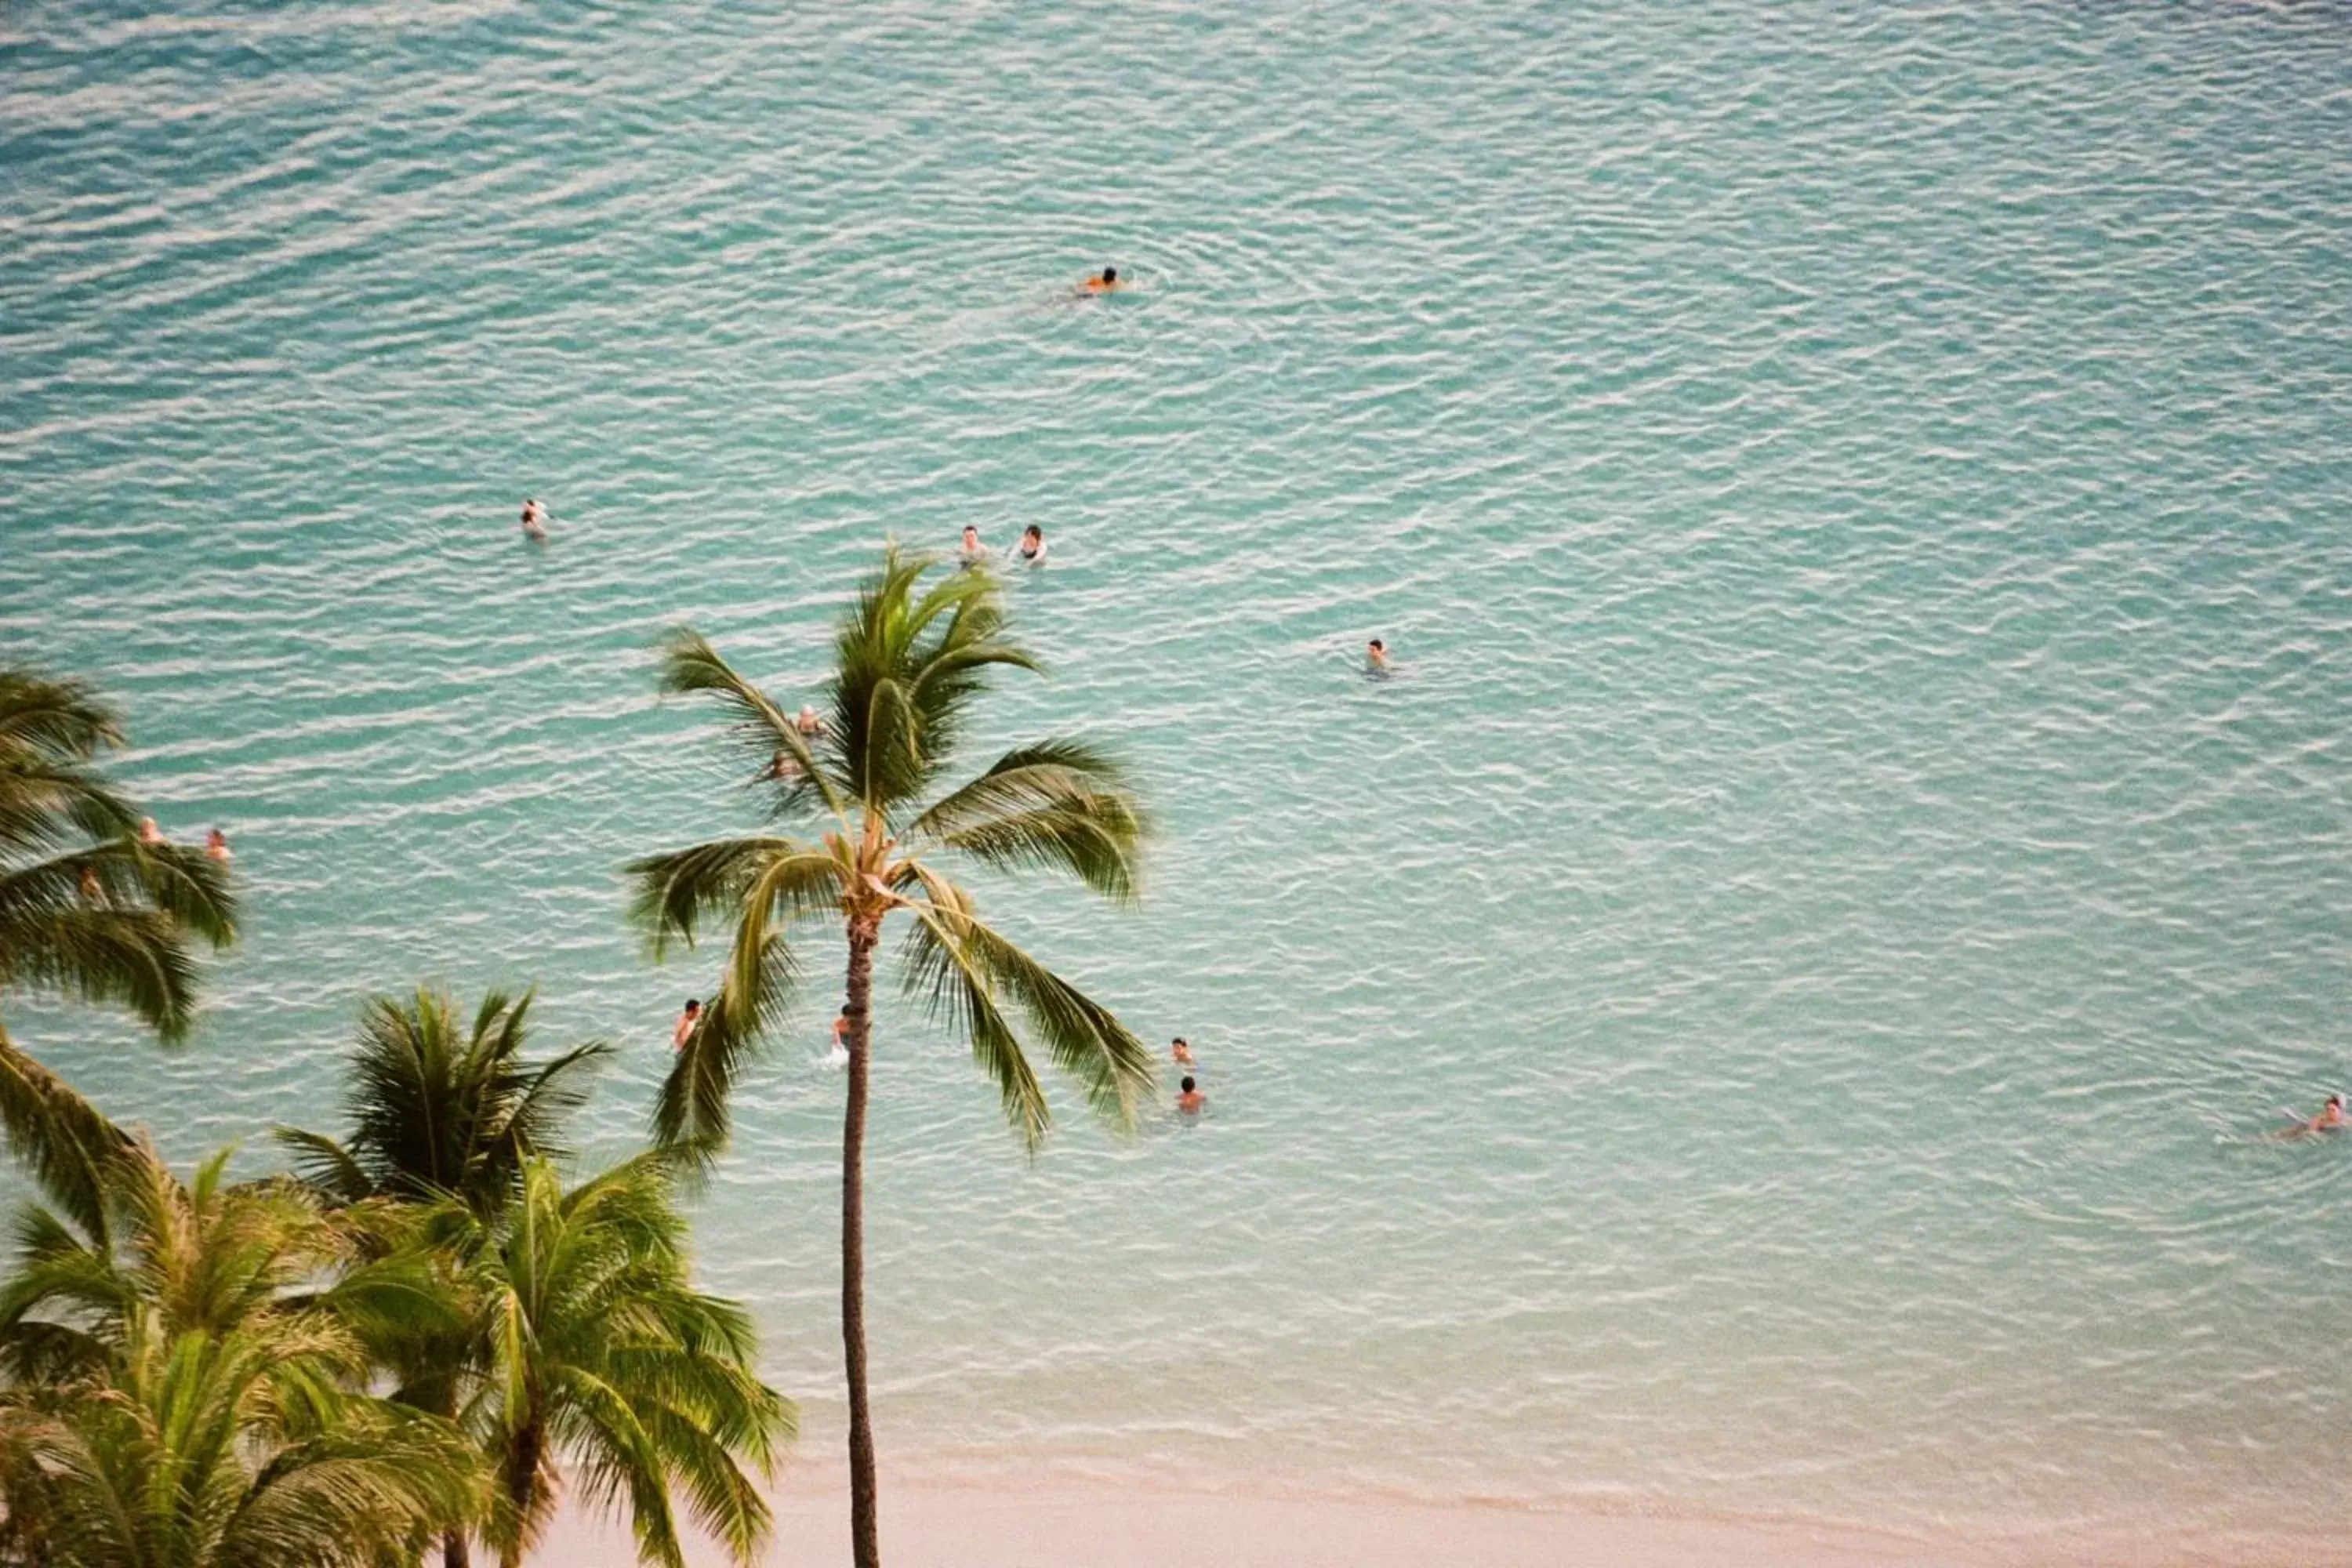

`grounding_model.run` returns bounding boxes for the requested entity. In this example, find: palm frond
[909,739,1147,900]
[0,669,125,764]
[626,836,827,958]
[0,904,205,1041]
[655,630,846,819]
[901,873,1155,1131]
[896,880,1051,1148]
[0,1036,132,1243]
[269,1128,375,1206]
[647,850,843,1154]
[828,549,1041,811]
